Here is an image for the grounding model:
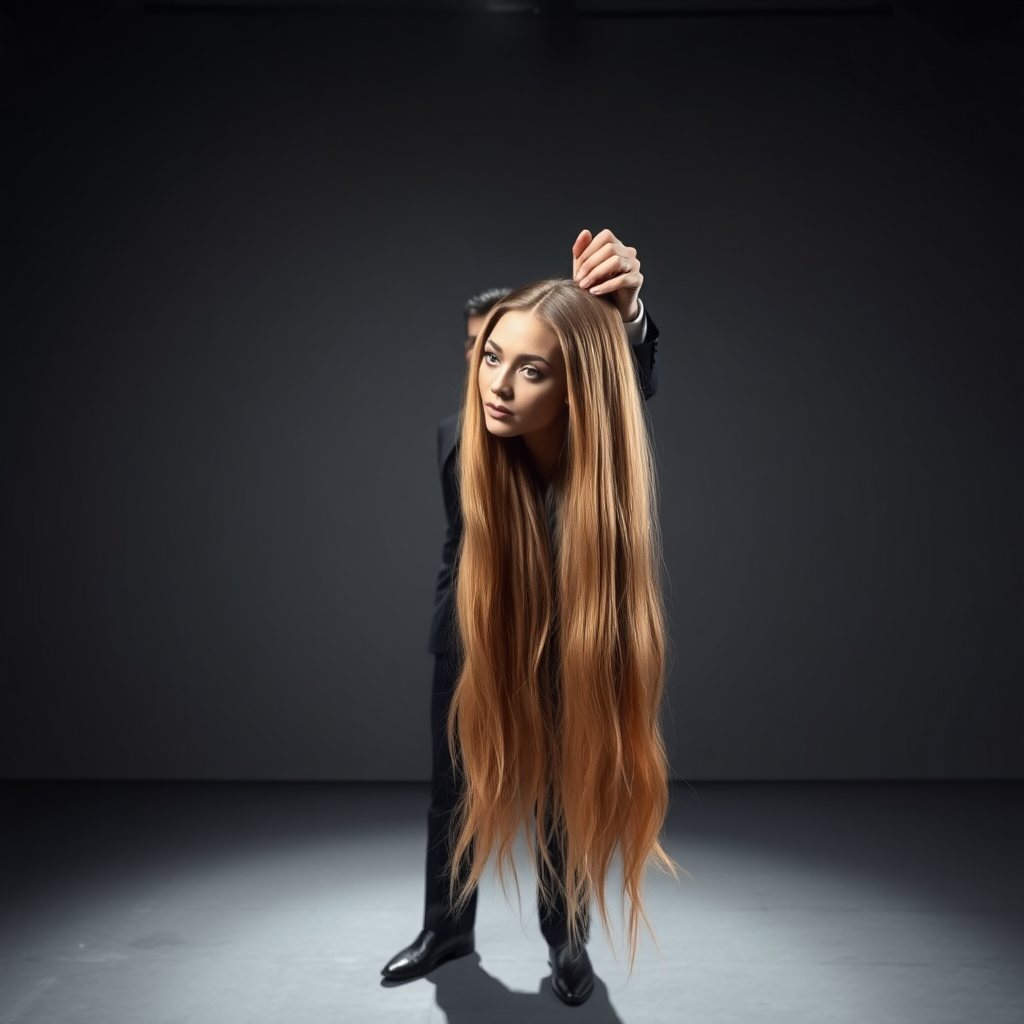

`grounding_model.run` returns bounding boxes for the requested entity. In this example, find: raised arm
[571,228,659,401]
